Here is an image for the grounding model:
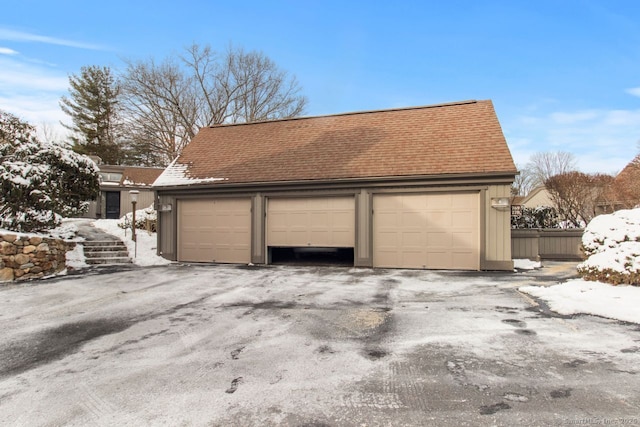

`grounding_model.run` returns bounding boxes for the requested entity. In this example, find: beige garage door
[373,193,479,270]
[178,198,251,263]
[267,197,355,247]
